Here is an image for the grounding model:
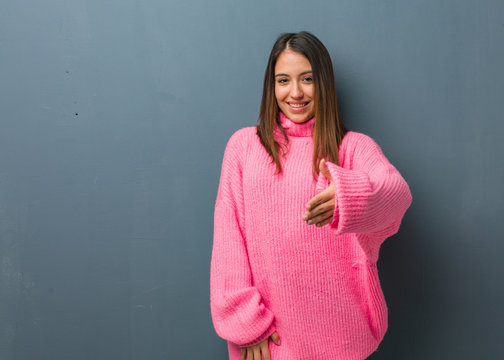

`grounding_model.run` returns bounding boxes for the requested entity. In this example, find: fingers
[315,211,334,227]
[240,345,263,360]
[261,342,271,360]
[253,347,261,360]
[303,209,333,226]
[305,183,334,211]
[270,331,281,345]
[241,332,281,360]
[304,199,334,220]
[305,187,330,211]
[319,159,333,183]
[307,208,333,227]
[304,199,334,224]
[304,160,335,226]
